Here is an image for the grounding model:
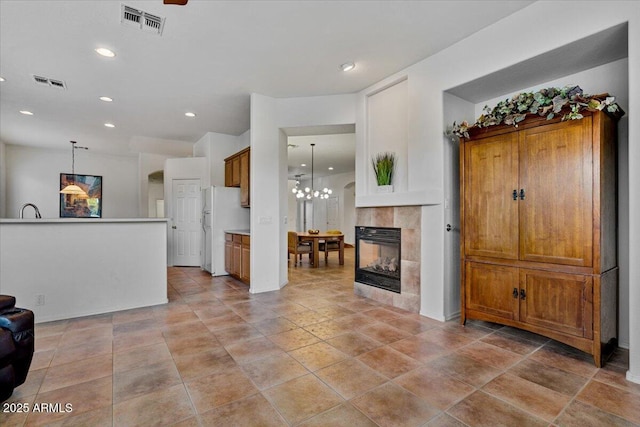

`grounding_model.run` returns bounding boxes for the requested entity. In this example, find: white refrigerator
[201,186,250,275]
